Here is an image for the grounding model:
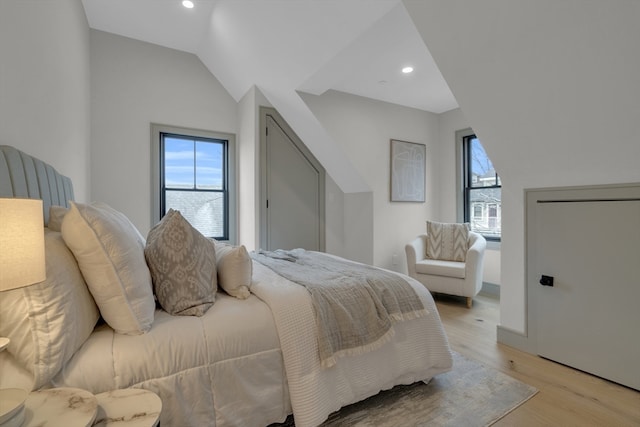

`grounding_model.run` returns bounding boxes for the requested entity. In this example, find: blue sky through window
[471,138,493,177]
[164,137,223,189]
[470,137,499,186]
